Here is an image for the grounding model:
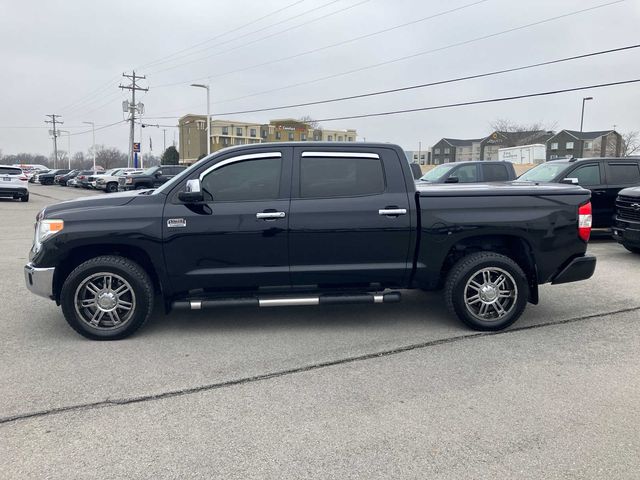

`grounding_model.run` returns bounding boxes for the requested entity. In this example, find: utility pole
[191,83,211,156]
[45,114,63,168]
[119,71,148,168]
[163,129,167,151]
